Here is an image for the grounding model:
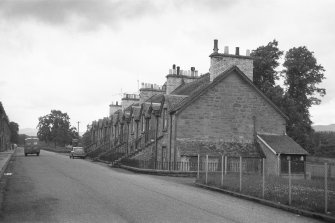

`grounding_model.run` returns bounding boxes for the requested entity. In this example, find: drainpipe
[126,123,129,155]
[169,114,173,170]
[155,115,159,169]
[173,113,178,170]
[277,153,281,176]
